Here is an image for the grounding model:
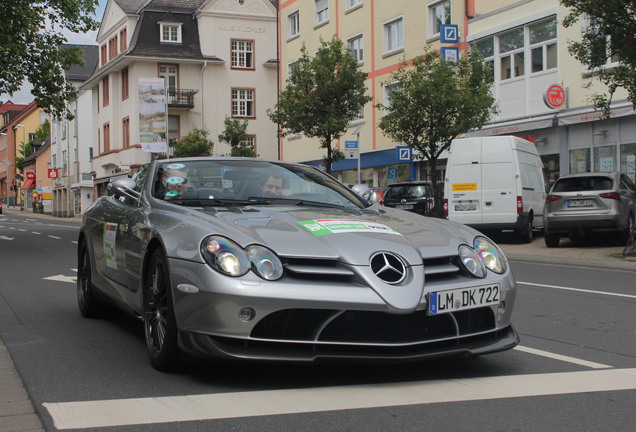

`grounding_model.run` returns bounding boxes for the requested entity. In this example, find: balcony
[167,89,199,109]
